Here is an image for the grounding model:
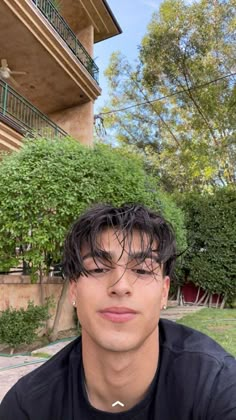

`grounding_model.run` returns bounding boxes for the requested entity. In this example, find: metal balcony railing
[0,79,67,138]
[32,0,99,83]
